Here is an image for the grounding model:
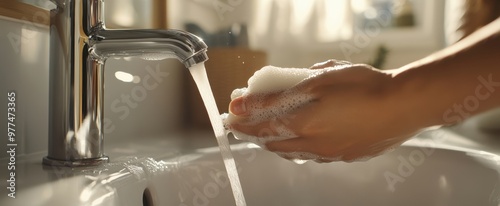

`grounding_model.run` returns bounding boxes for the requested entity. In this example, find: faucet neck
[44,0,208,167]
[44,0,107,166]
